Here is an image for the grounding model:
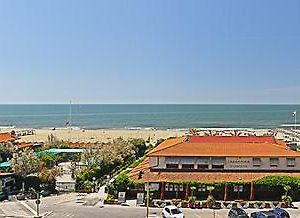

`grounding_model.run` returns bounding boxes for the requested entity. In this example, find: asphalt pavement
[1,193,300,218]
